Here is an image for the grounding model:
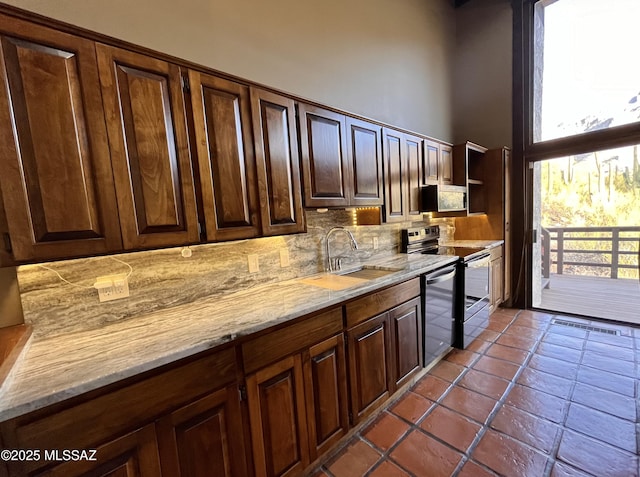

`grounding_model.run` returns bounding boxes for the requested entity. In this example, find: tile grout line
[540,314,584,477]
[316,310,640,477]
[450,309,552,476]
[367,313,521,476]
